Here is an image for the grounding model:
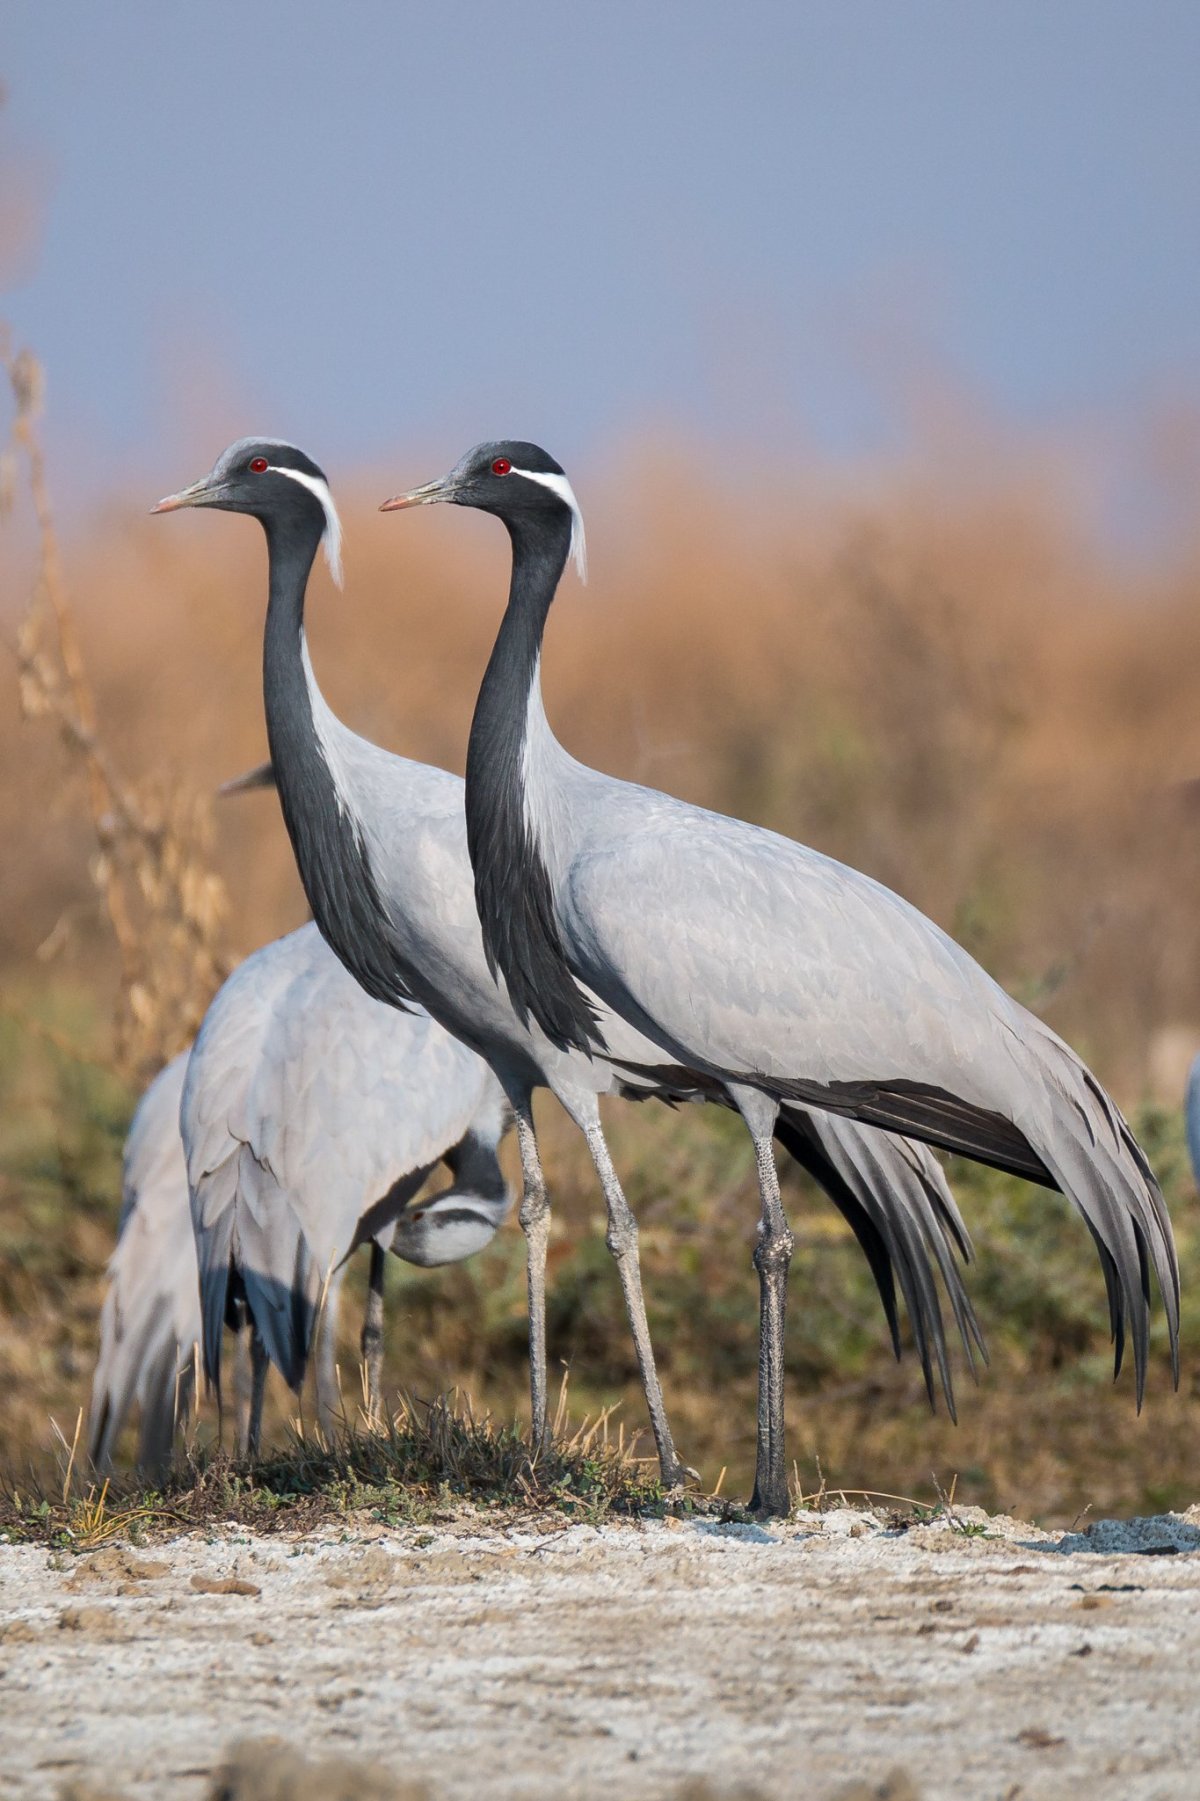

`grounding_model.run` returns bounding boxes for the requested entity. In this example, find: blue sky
[4,2,1200,520]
